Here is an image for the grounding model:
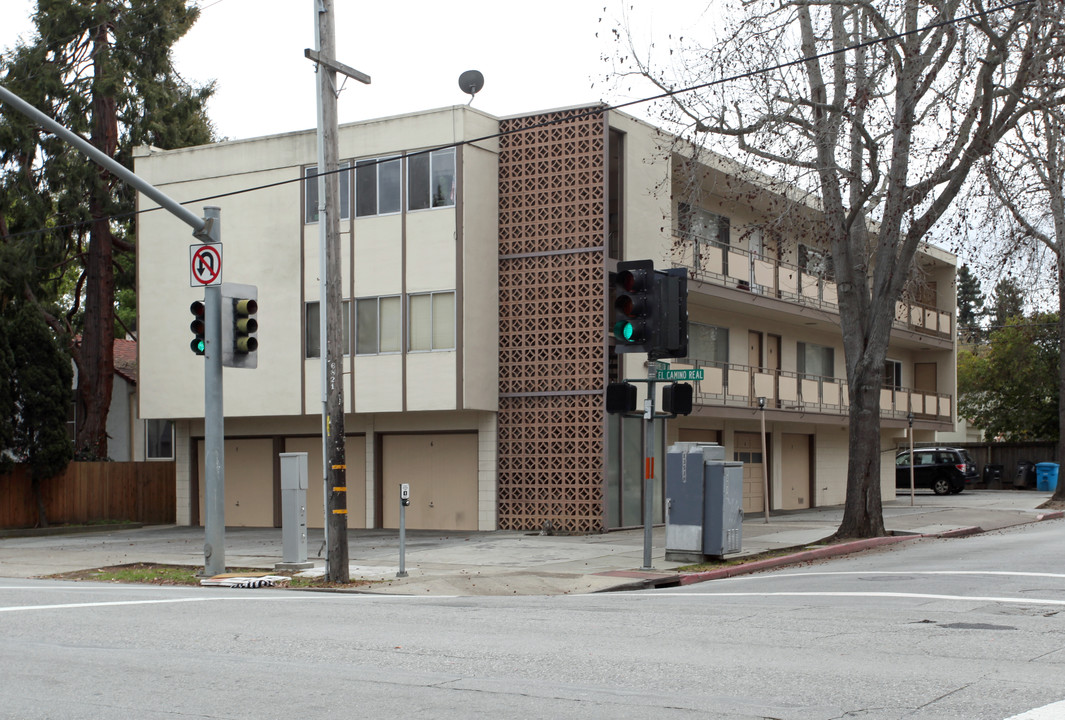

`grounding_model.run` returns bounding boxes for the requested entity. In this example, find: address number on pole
[190,243,222,287]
